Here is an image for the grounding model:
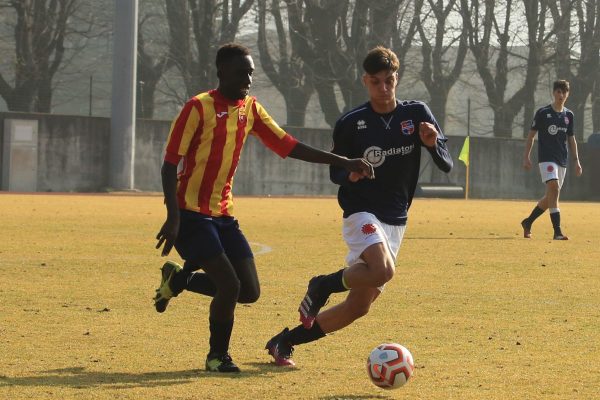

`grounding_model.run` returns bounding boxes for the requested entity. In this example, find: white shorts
[539,162,566,189]
[342,212,406,291]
